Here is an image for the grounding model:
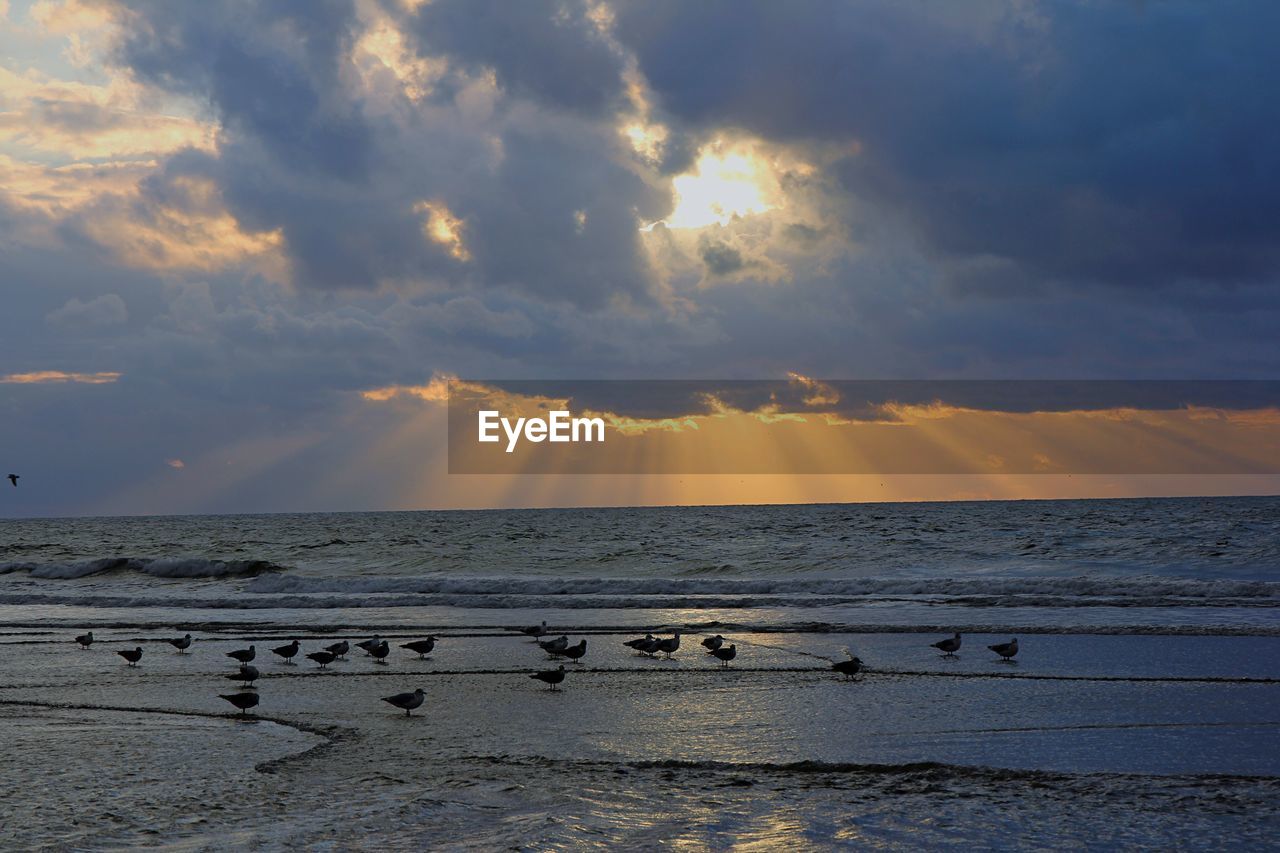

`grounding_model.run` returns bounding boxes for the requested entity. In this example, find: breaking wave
[0,557,283,580]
